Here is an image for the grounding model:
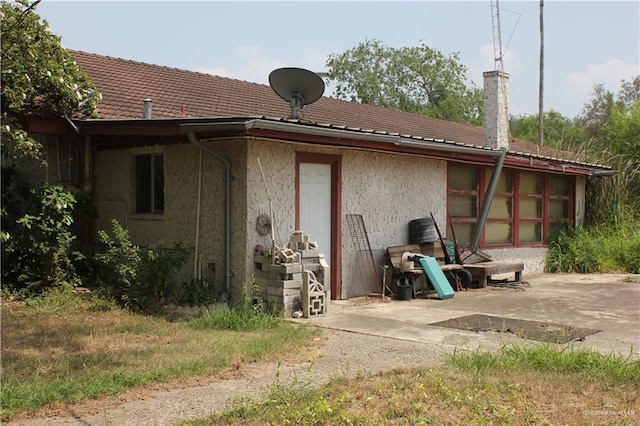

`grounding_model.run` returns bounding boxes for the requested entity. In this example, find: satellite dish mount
[269,67,325,119]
